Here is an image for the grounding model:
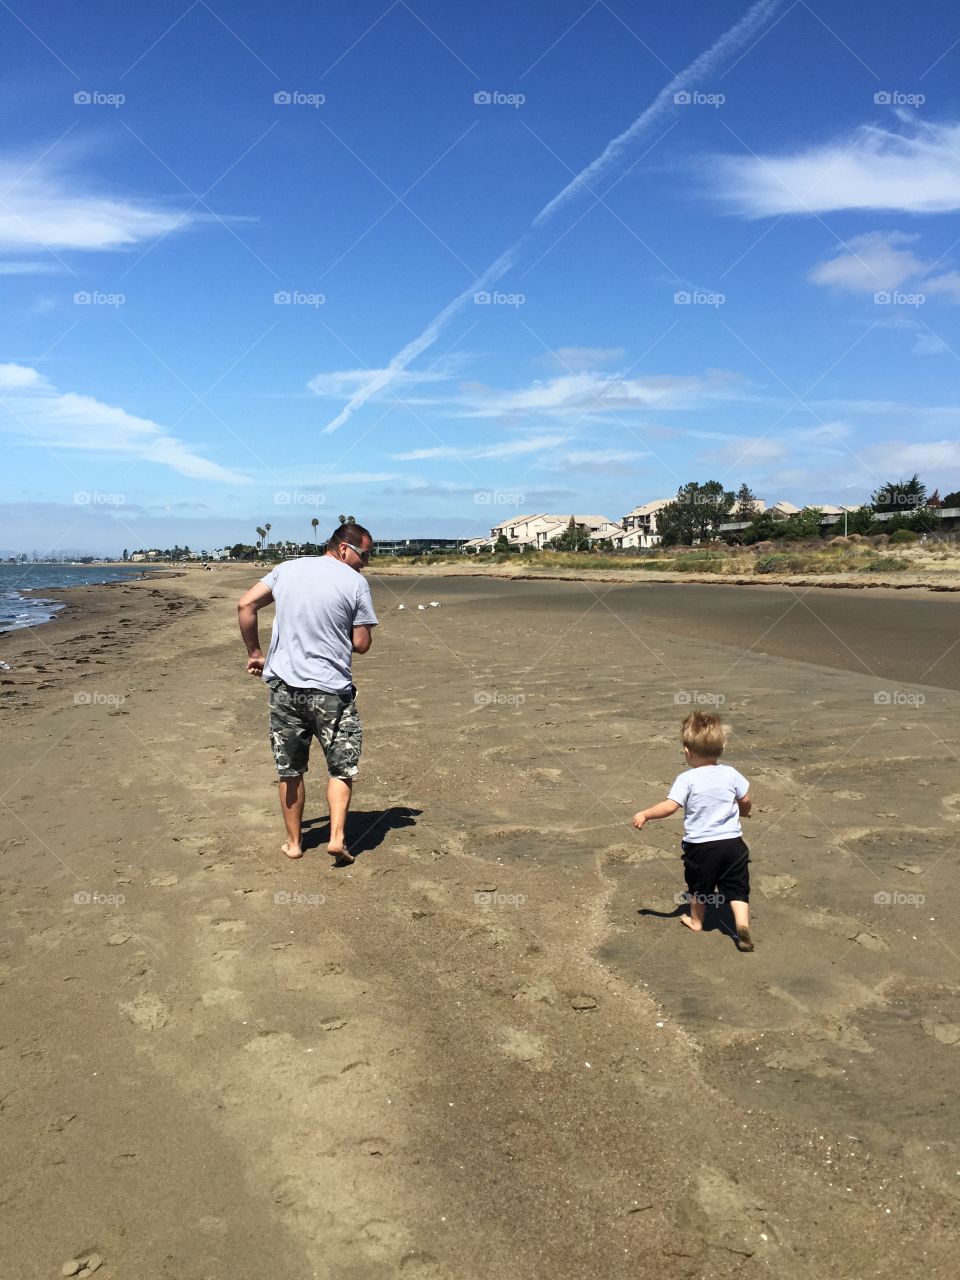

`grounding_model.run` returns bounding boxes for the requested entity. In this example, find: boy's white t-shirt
[668,763,749,843]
